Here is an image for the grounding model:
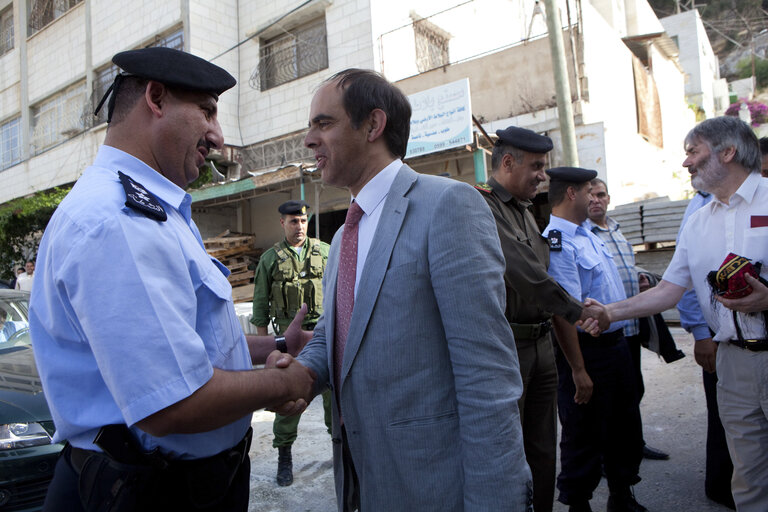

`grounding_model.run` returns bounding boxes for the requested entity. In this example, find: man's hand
[694,337,717,373]
[638,273,651,292]
[264,351,316,416]
[572,368,593,404]
[716,274,768,313]
[283,304,314,356]
[578,299,610,336]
